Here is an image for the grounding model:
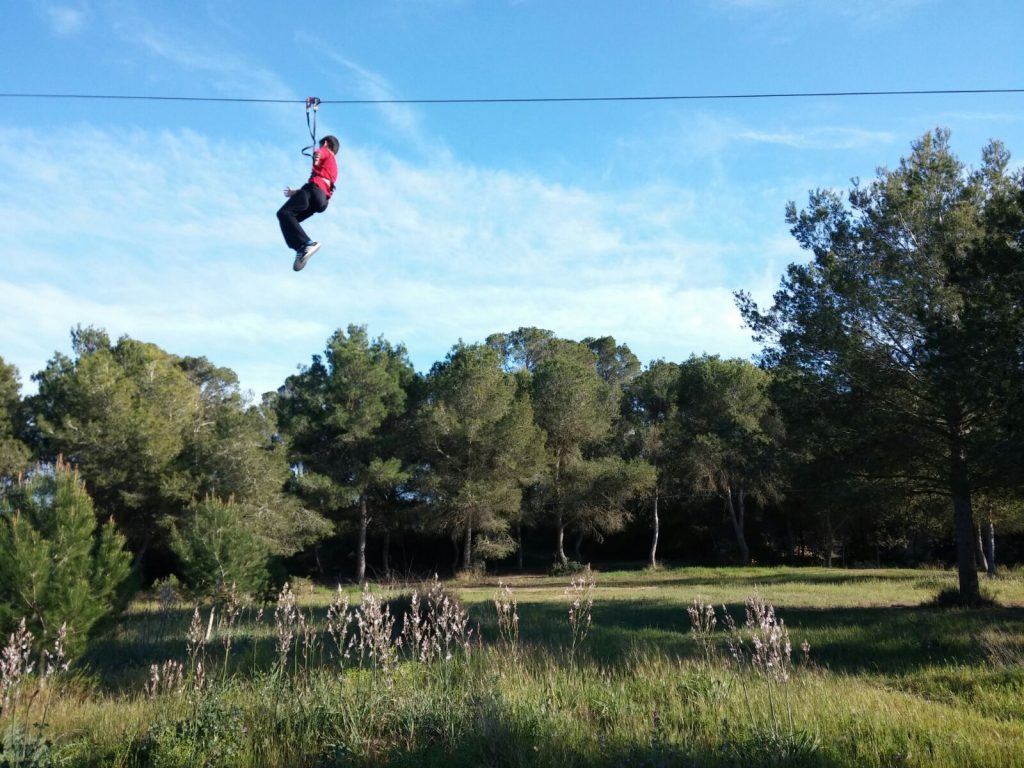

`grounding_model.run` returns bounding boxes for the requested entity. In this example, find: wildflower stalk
[566,573,595,662]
